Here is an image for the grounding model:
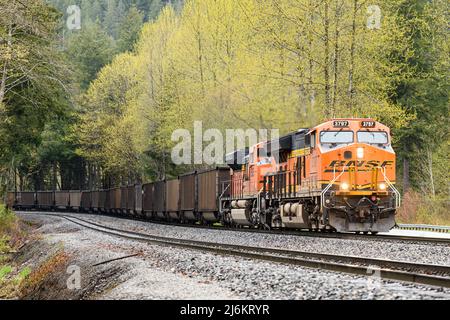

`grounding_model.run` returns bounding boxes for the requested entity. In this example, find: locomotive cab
[316,119,400,233]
